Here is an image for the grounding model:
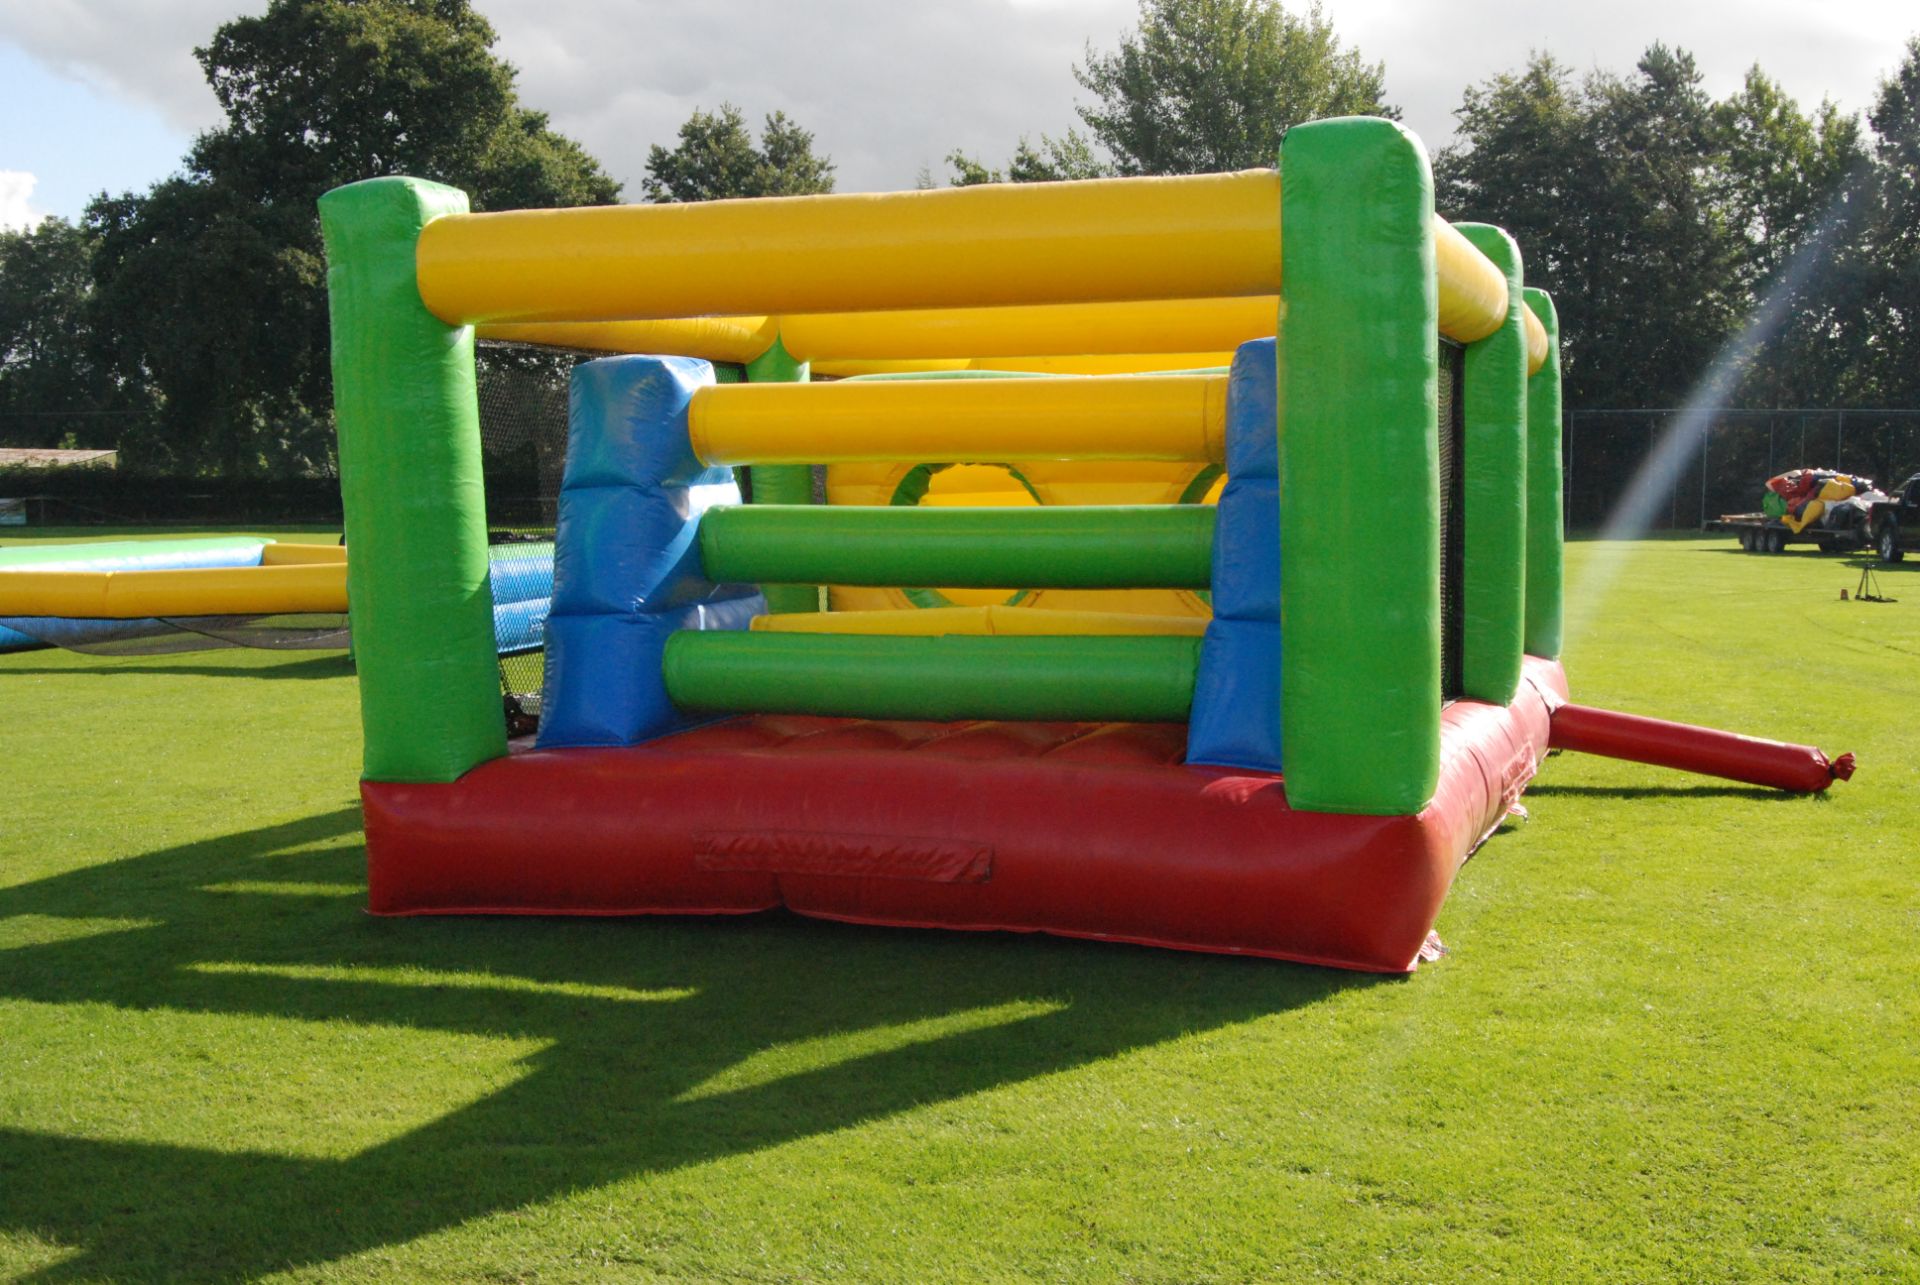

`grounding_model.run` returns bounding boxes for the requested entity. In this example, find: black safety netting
[474,341,594,729]
[0,614,351,656]
[1438,340,1465,702]
[476,341,582,535]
